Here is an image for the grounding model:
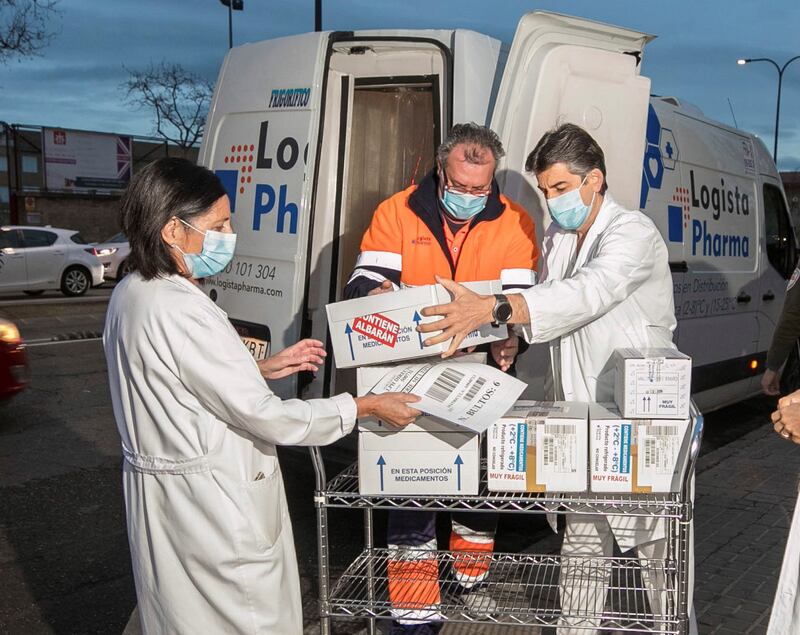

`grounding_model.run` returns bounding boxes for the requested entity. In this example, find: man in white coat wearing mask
[417,123,695,634]
[104,158,422,634]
